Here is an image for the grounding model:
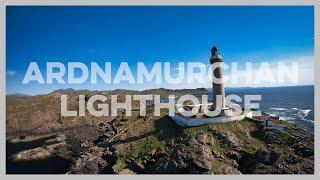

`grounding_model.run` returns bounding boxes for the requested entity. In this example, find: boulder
[195,133,206,145]
[286,154,302,164]
[112,159,123,173]
[209,129,240,148]
[225,151,241,161]
[255,147,281,165]
[192,158,212,171]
